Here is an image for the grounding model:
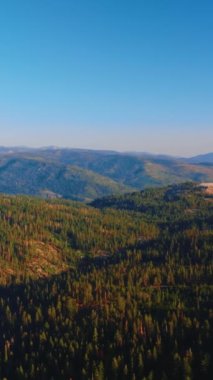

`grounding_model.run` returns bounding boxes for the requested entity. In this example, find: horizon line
[0,144,212,159]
